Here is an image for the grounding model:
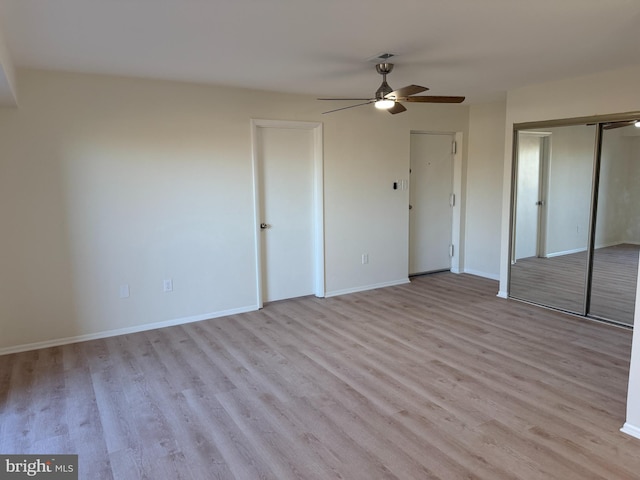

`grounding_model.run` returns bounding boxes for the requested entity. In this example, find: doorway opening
[512,131,550,262]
